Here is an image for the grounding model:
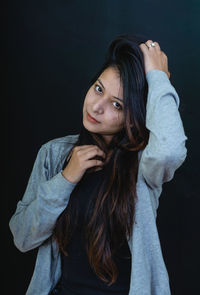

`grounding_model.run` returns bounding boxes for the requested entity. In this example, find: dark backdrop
[5,0,200,294]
